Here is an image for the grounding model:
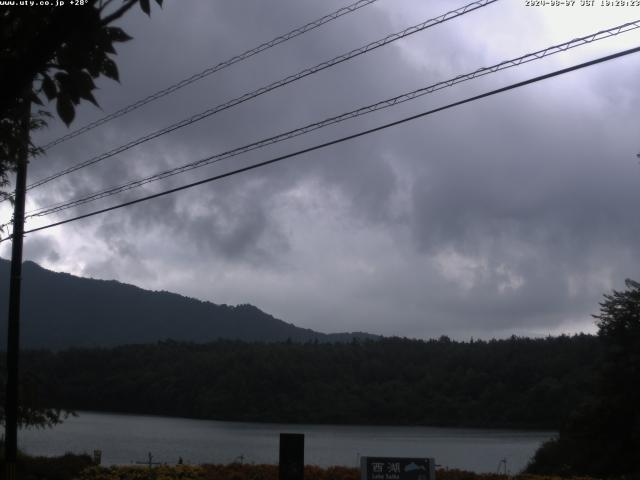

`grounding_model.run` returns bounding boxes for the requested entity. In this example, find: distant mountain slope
[0,259,378,349]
